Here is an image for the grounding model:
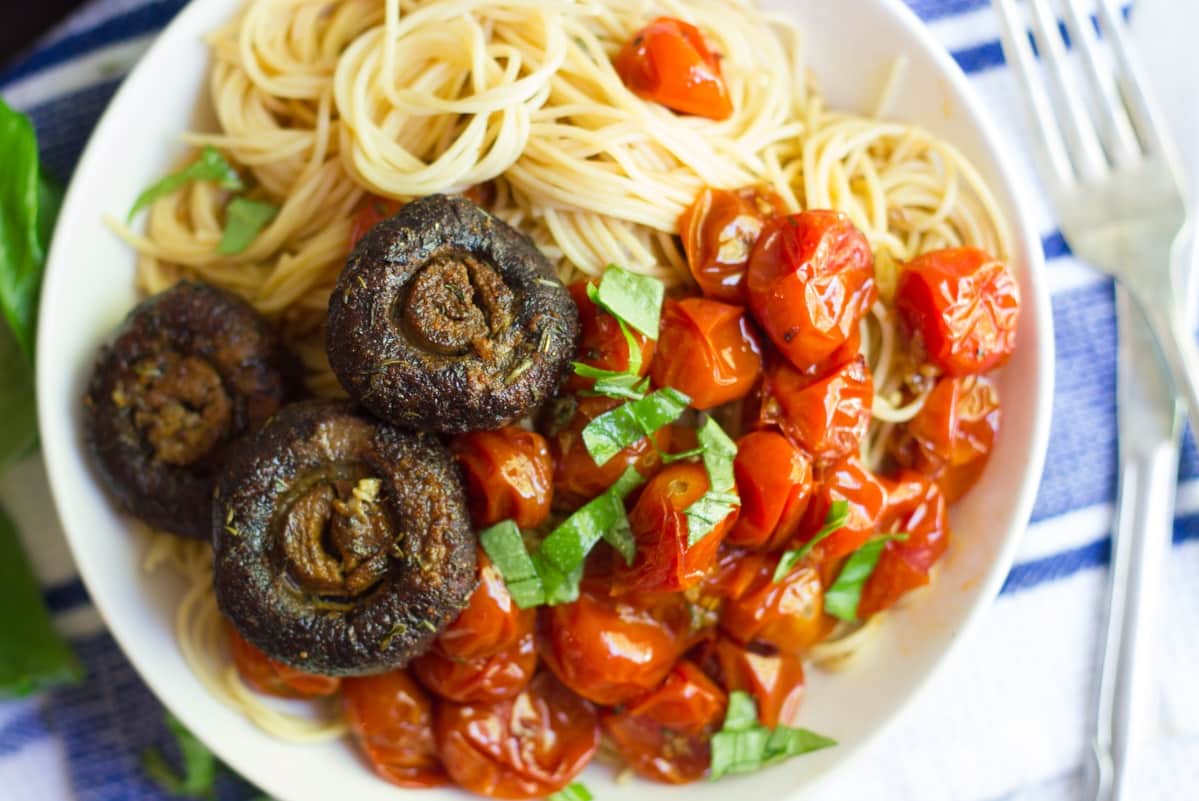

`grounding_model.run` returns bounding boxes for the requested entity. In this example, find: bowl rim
[34,0,1055,798]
